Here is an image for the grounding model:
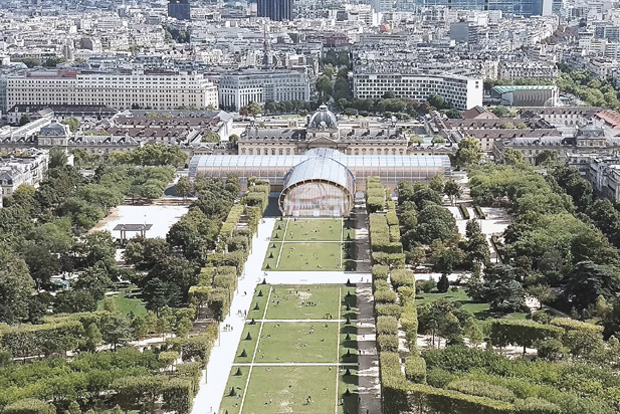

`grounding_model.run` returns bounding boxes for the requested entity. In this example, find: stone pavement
[356,284,382,414]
